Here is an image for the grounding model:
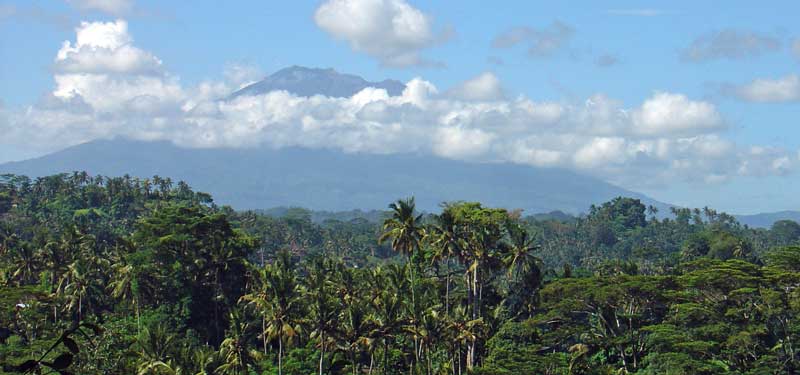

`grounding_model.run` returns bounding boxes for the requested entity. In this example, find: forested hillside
[1,173,800,374]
